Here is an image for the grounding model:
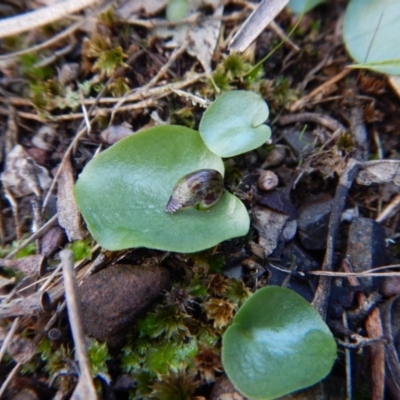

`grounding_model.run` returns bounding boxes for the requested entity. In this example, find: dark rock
[5,377,55,400]
[297,197,332,250]
[282,242,319,273]
[223,265,243,279]
[282,219,298,241]
[282,128,316,156]
[78,264,170,345]
[258,191,296,218]
[327,285,359,319]
[346,217,386,289]
[267,266,314,303]
[113,374,136,392]
[380,276,400,297]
